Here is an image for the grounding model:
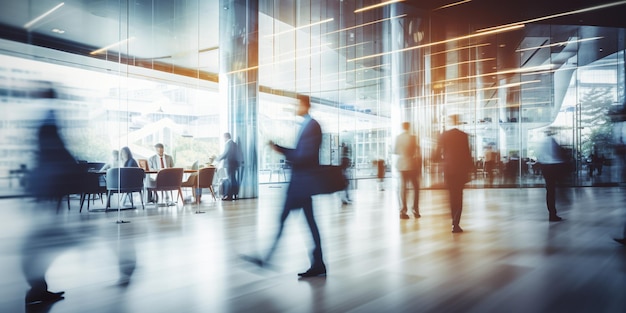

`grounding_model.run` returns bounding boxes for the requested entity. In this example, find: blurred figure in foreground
[536,128,567,222]
[243,95,327,277]
[434,114,473,233]
[23,111,135,306]
[340,142,352,205]
[394,121,421,219]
